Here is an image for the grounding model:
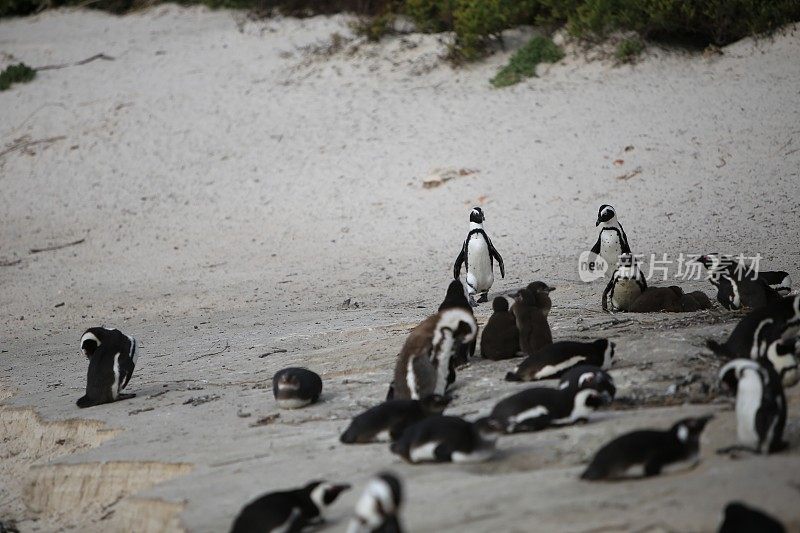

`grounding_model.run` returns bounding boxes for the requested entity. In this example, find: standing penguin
[347,472,403,533]
[718,359,787,454]
[77,327,138,408]
[438,279,478,369]
[580,415,713,480]
[602,255,646,312]
[506,339,614,382]
[390,415,501,464]
[589,204,631,276]
[453,207,505,305]
[272,368,323,409]
[230,481,350,533]
[480,296,520,360]
[339,396,451,444]
[392,309,477,400]
[512,282,555,356]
